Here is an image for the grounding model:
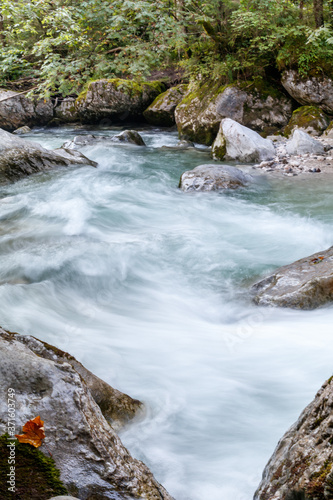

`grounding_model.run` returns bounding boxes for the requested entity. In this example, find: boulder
[111,130,146,146]
[251,246,333,309]
[143,84,188,126]
[179,164,253,192]
[175,80,293,145]
[0,128,97,184]
[282,69,333,114]
[62,134,99,150]
[212,118,275,162]
[284,106,330,136]
[0,329,173,500]
[13,125,32,135]
[324,121,333,139]
[0,89,54,131]
[54,98,80,123]
[75,79,165,123]
[286,129,325,155]
[254,375,333,500]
